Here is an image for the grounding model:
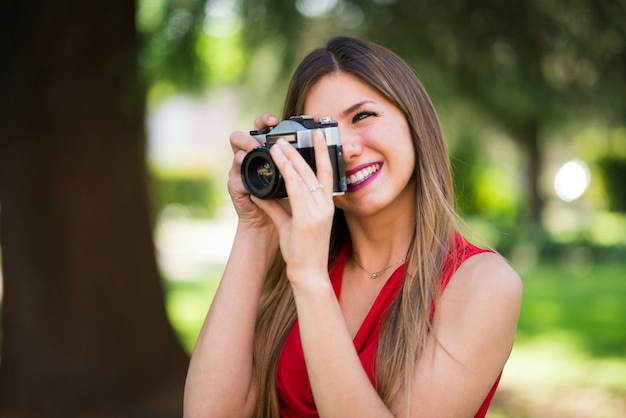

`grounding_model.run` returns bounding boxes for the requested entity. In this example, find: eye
[352,111,378,123]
